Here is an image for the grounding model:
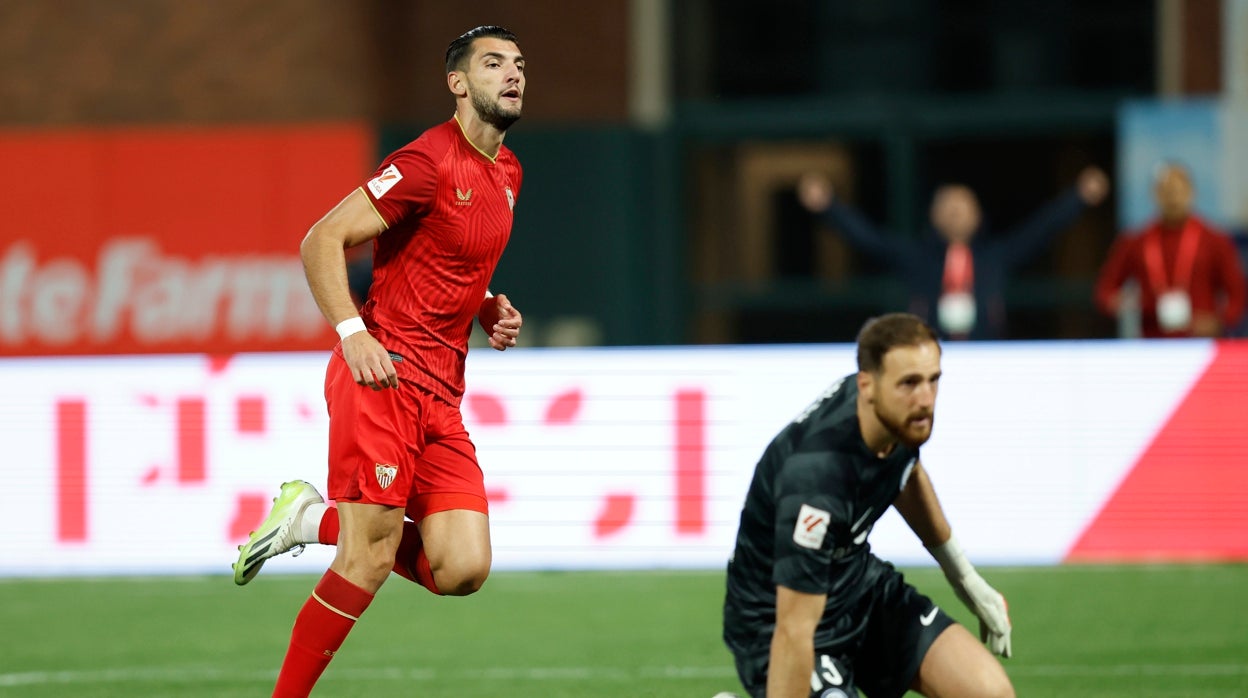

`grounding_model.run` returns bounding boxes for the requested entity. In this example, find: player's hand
[929,536,1011,658]
[1077,166,1110,206]
[340,330,398,390]
[948,570,1012,658]
[479,293,523,351]
[797,172,834,212]
[1191,312,1221,337]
